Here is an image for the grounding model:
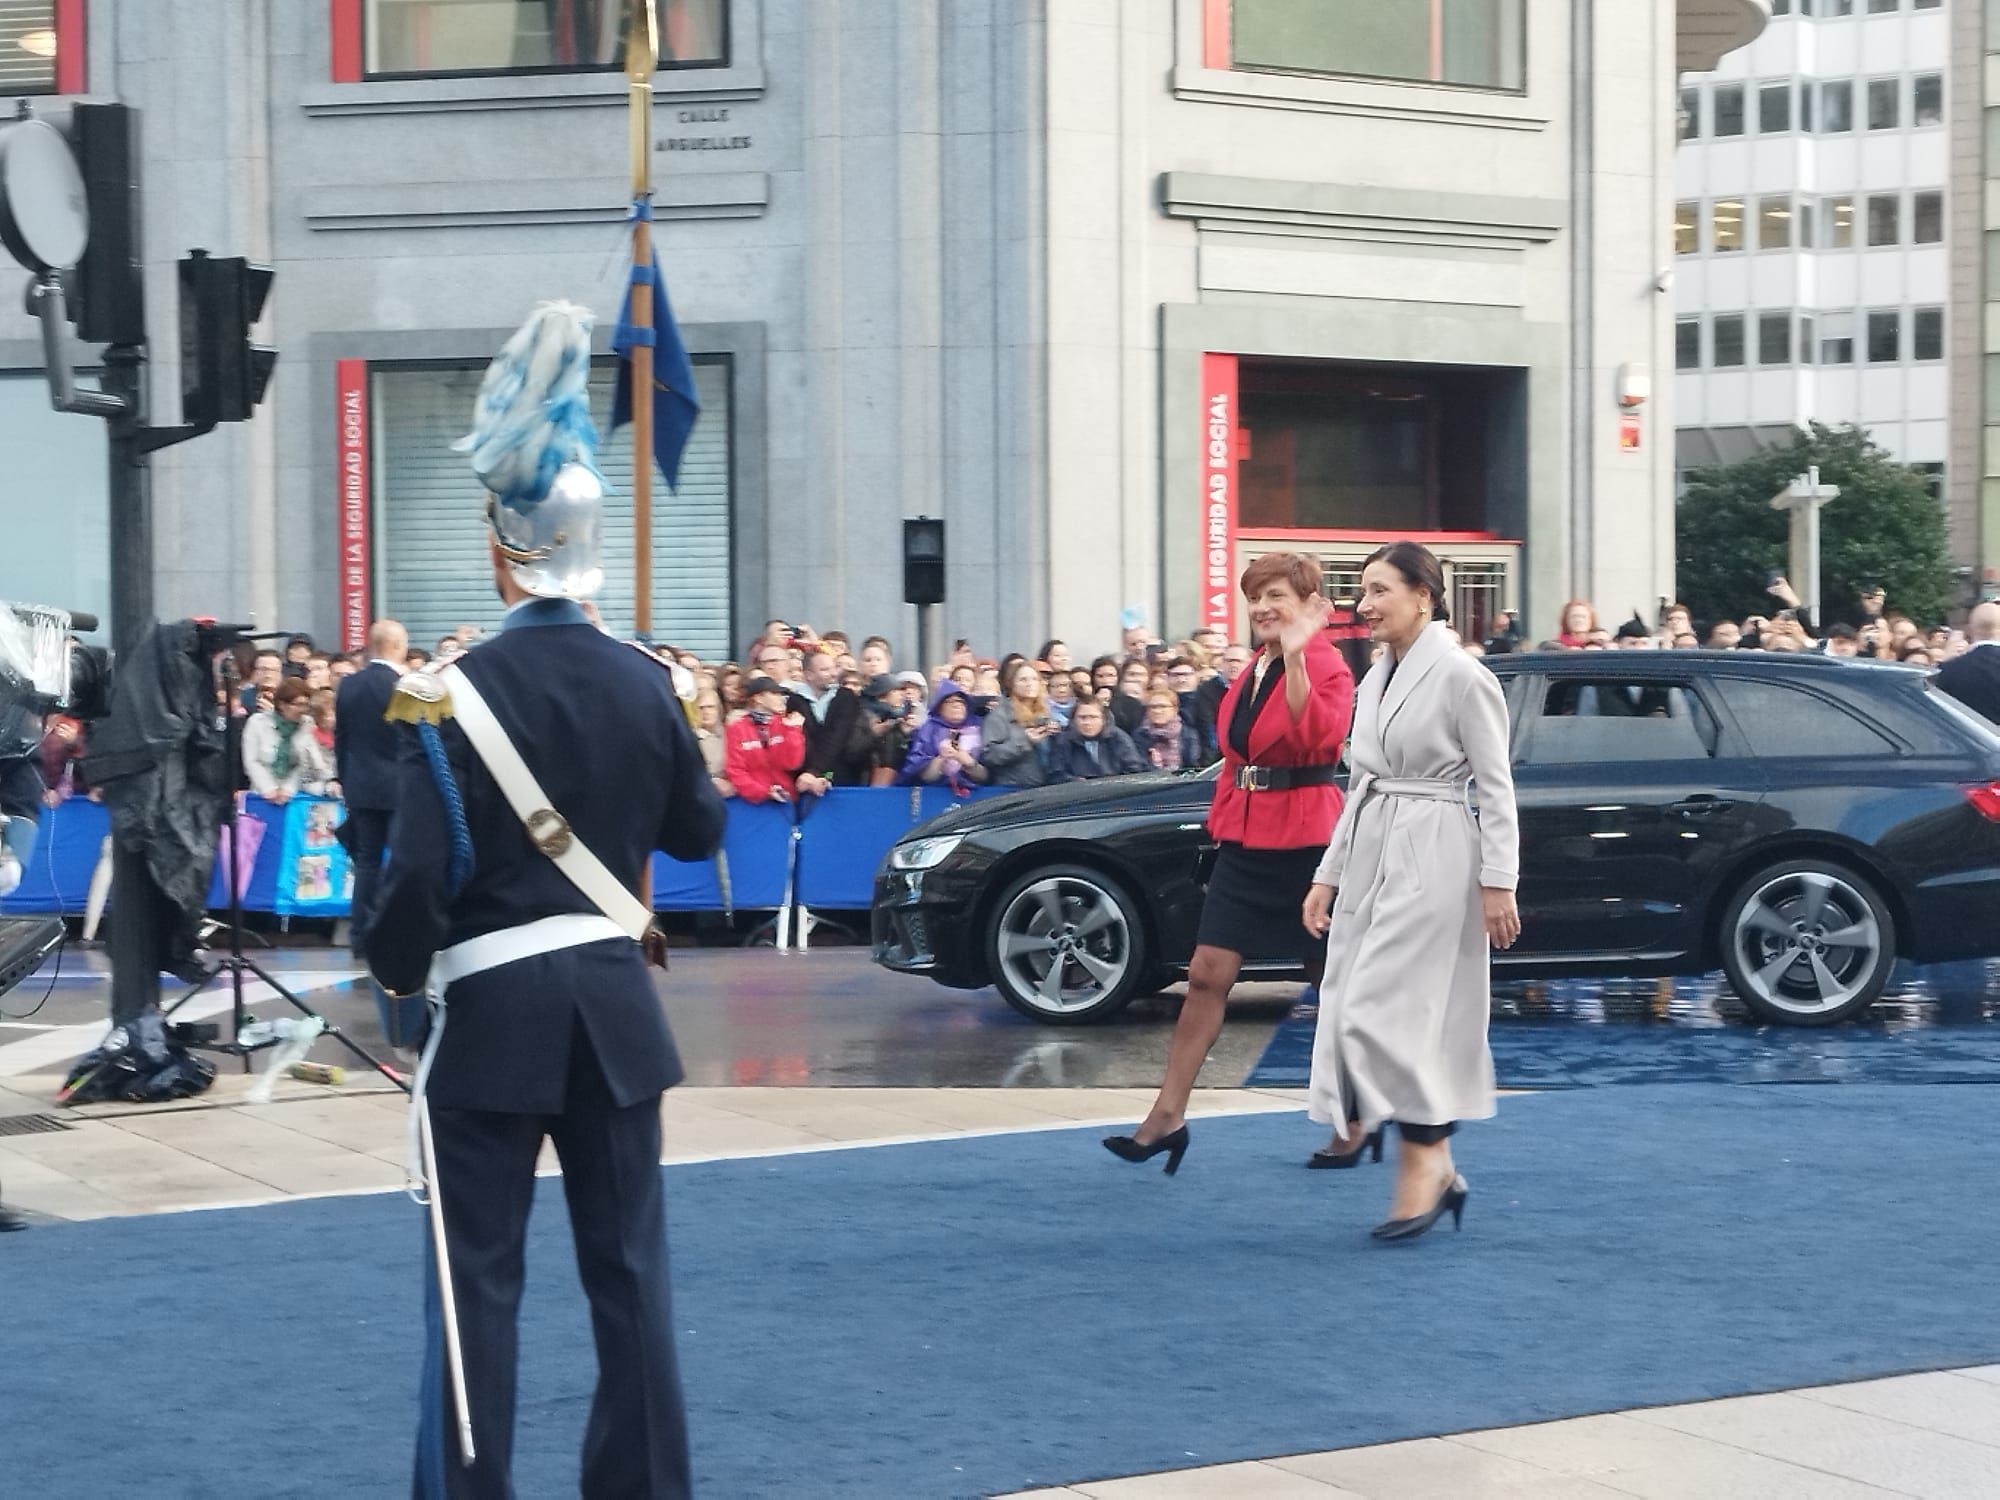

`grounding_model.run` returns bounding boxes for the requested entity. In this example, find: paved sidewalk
[997,1368,2000,1498]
